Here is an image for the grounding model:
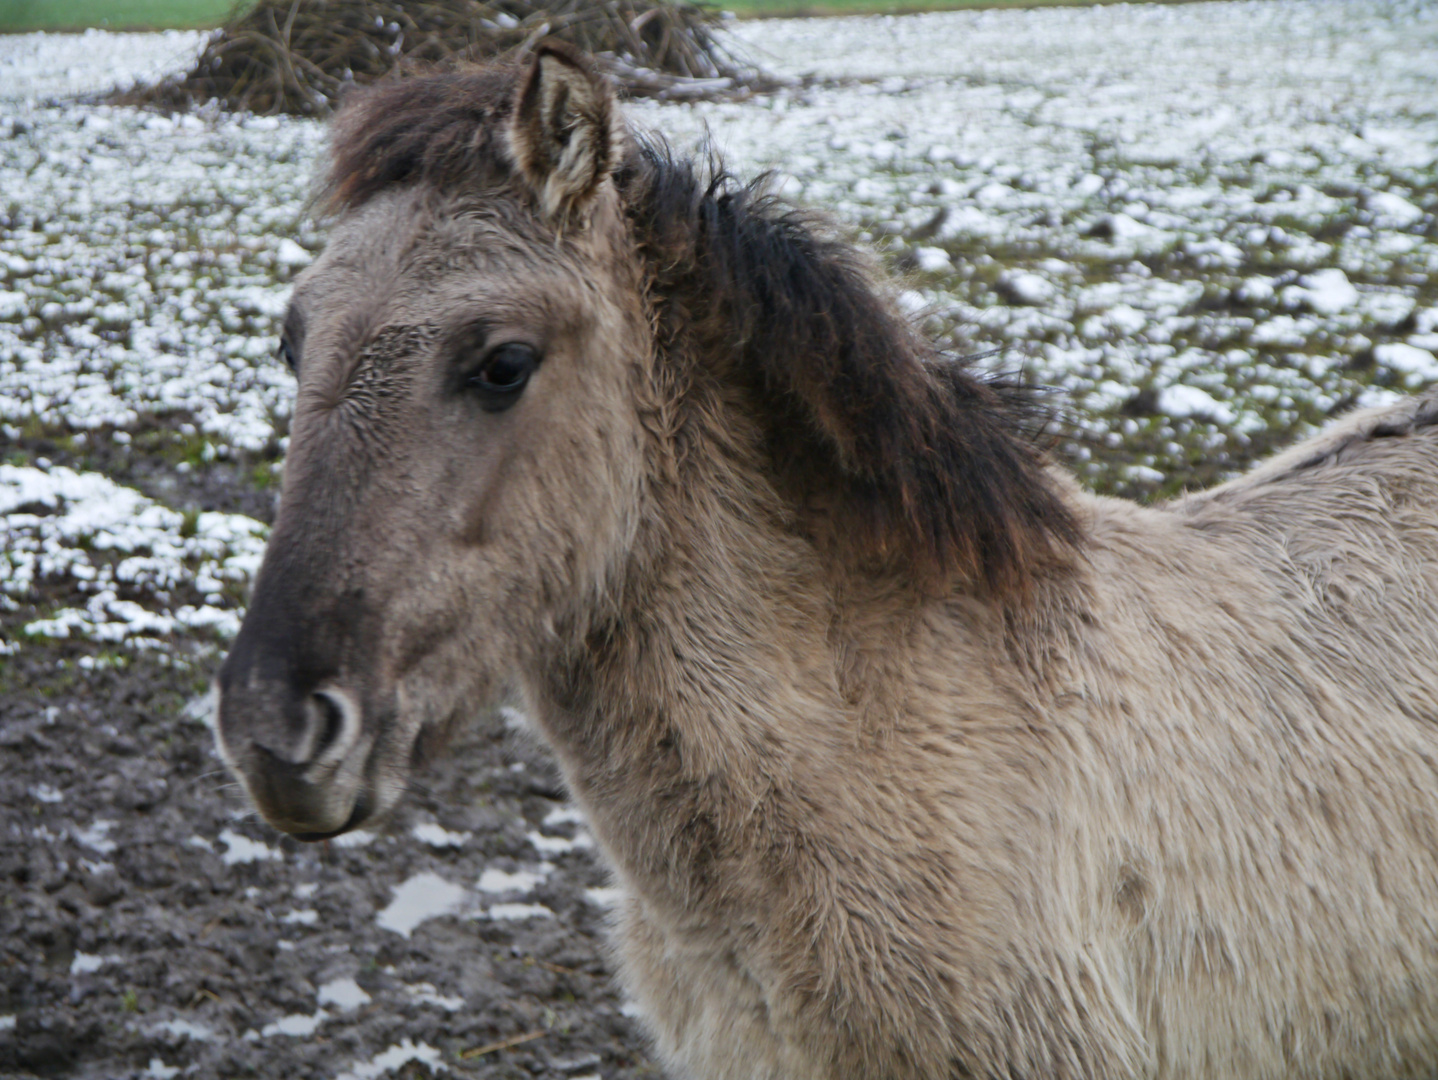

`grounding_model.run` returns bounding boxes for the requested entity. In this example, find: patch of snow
[217,829,281,866]
[999,270,1055,306]
[527,829,594,856]
[29,784,63,803]
[1282,269,1358,315]
[0,290,26,319]
[481,903,555,921]
[1367,191,1425,227]
[183,687,217,728]
[1157,385,1236,424]
[913,246,952,272]
[585,886,624,908]
[404,983,465,1011]
[477,865,550,895]
[1356,386,1405,409]
[336,1035,448,1075]
[336,1038,447,1080]
[0,30,207,101]
[70,952,120,975]
[281,909,318,926]
[73,820,117,855]
[1374,342,1438,387]
[1362,290,1416,327]
[1093,213,1168,252]
[411,822,471,848]
[2,466,266,646]
[149,1019,214,1041]
[1101,304,1148,338]
[1251,315,1314,348]
[144,1059,181,1080]
[542,806,587,829]
[275,239,312,267]
[1234,277,1276,305]
[317,977,371,1011]
[332,829,376,848]
[376,872,466,937]
[896,290,928,316]
[260,1011,328,1037]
